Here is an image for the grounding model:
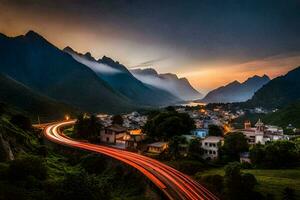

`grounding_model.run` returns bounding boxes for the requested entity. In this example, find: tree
[188,138,204,160]
[168,136,187,159]
[249,143,264,166]
[10,114,32,131]
[282,187,296,200]
[8,155,47,181]
[220,132,249,162]
[111,115,123,125]
[74,114,102,140]
[143,111,195,140]
[208,125,223,137]
[250,140,299,168]
[224,162,259,200]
